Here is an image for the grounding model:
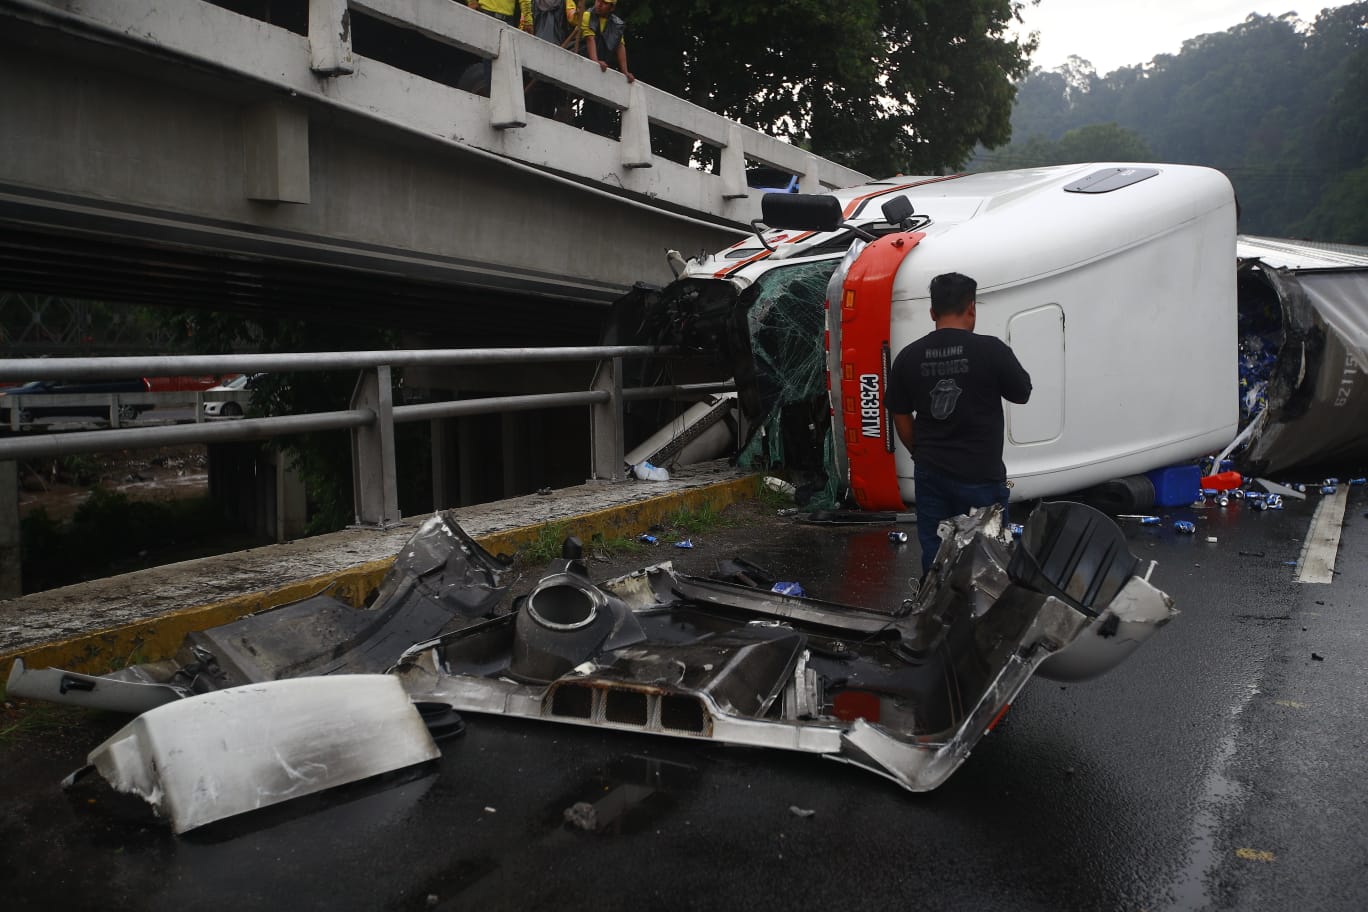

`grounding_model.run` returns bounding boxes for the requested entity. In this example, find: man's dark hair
[929,272,976,317]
